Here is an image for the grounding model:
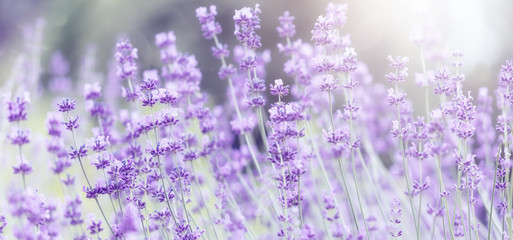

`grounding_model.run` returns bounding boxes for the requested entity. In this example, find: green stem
[417,161,424,239]
[102,169,118,216]
[67,116,116,237]
[328,90,359,231]
[177,173,191,228]
[489,155,499,240]
[395,101,418,238]
[191,161,220,240]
